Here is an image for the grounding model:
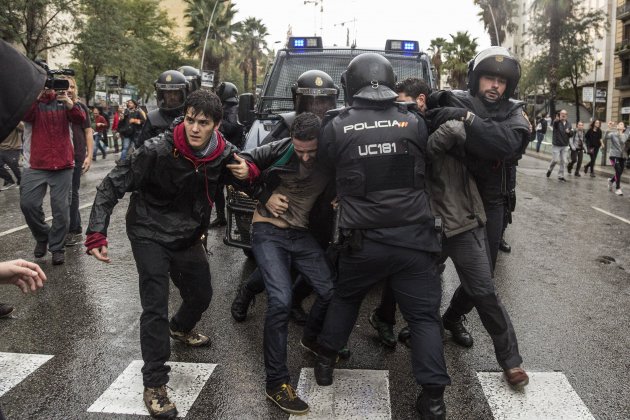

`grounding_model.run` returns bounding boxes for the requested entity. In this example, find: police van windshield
[259,48,432,115]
